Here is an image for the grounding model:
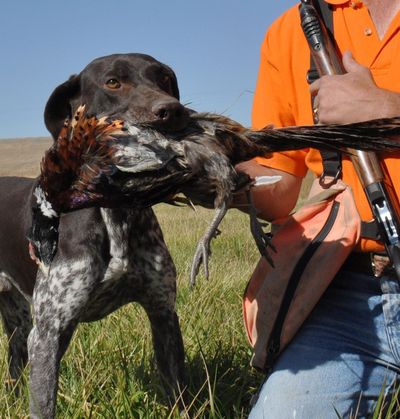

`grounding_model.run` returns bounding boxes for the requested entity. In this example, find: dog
[0,53,188,418]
